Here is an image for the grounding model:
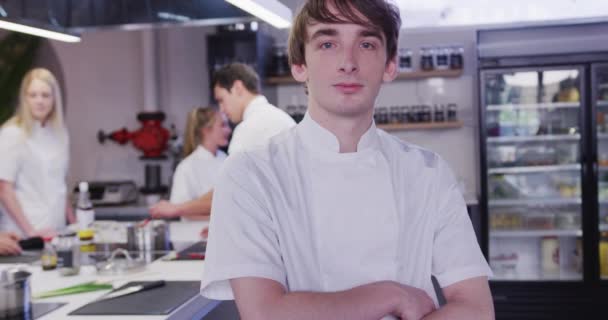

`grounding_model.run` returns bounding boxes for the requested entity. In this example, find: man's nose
[339,47,358,74]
